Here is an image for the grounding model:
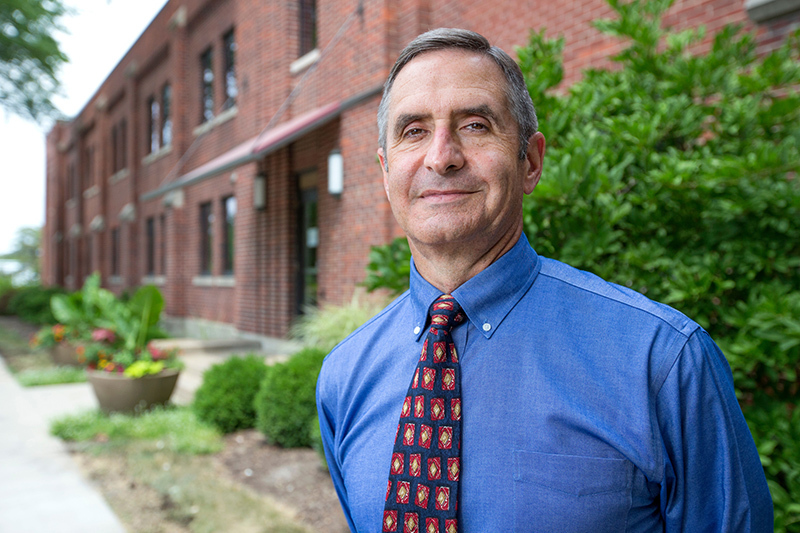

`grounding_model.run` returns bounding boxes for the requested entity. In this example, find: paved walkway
[0,337,299,533]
